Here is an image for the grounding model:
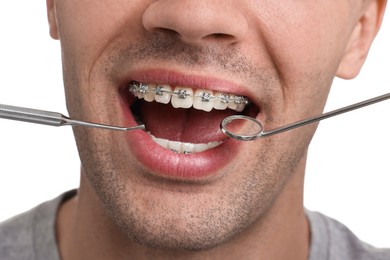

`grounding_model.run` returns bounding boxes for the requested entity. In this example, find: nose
[142,0,248,45]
